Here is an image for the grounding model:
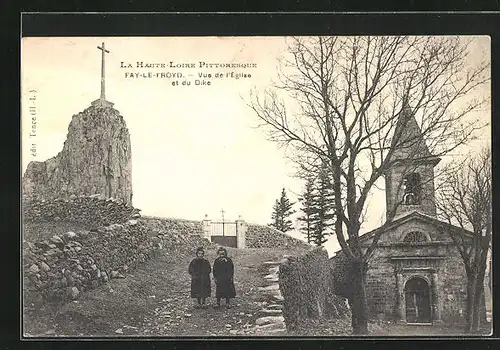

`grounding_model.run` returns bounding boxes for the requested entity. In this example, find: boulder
[50,235,65,246]
[258,309,283,316]
[255,325,287,335]
[255,315,285,326]
[272,294,284,302]
[266,304,283,310]
[255,322,287,333]
[67,286,80,300]
[28,264,39,274]
[258,284,280,292]
[63,231,77,240]
[268,266,279,274]
[111,270,125,279]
